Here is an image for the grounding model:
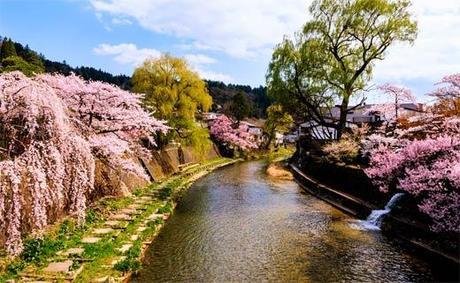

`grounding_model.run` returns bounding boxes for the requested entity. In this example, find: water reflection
[133,161,437,282]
